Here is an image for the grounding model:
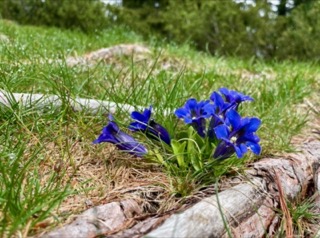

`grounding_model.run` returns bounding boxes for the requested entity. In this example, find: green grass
[275,195,320,237]
[1,20,320,236]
